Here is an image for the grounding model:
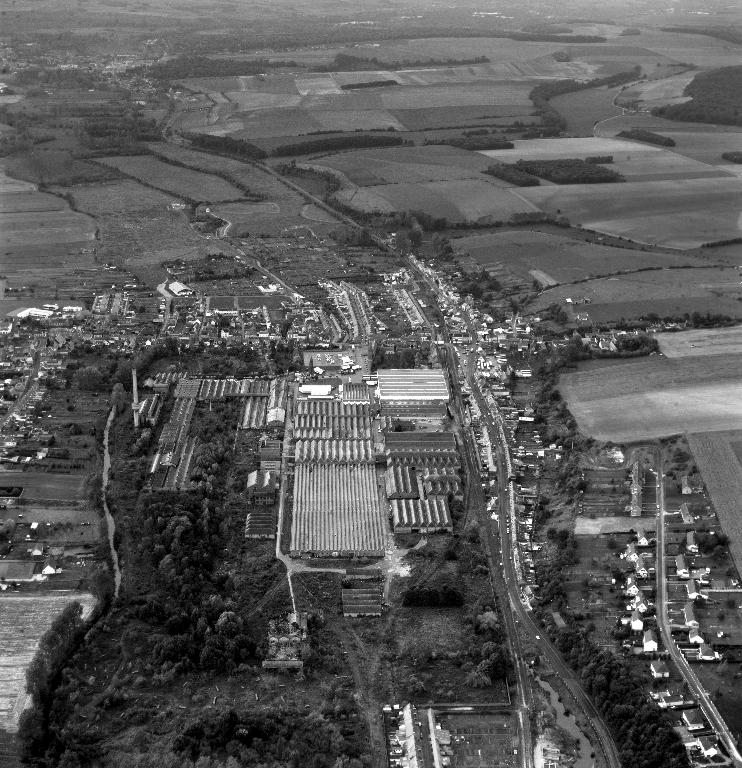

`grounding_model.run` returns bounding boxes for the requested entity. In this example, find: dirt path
[339,624,389,768]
